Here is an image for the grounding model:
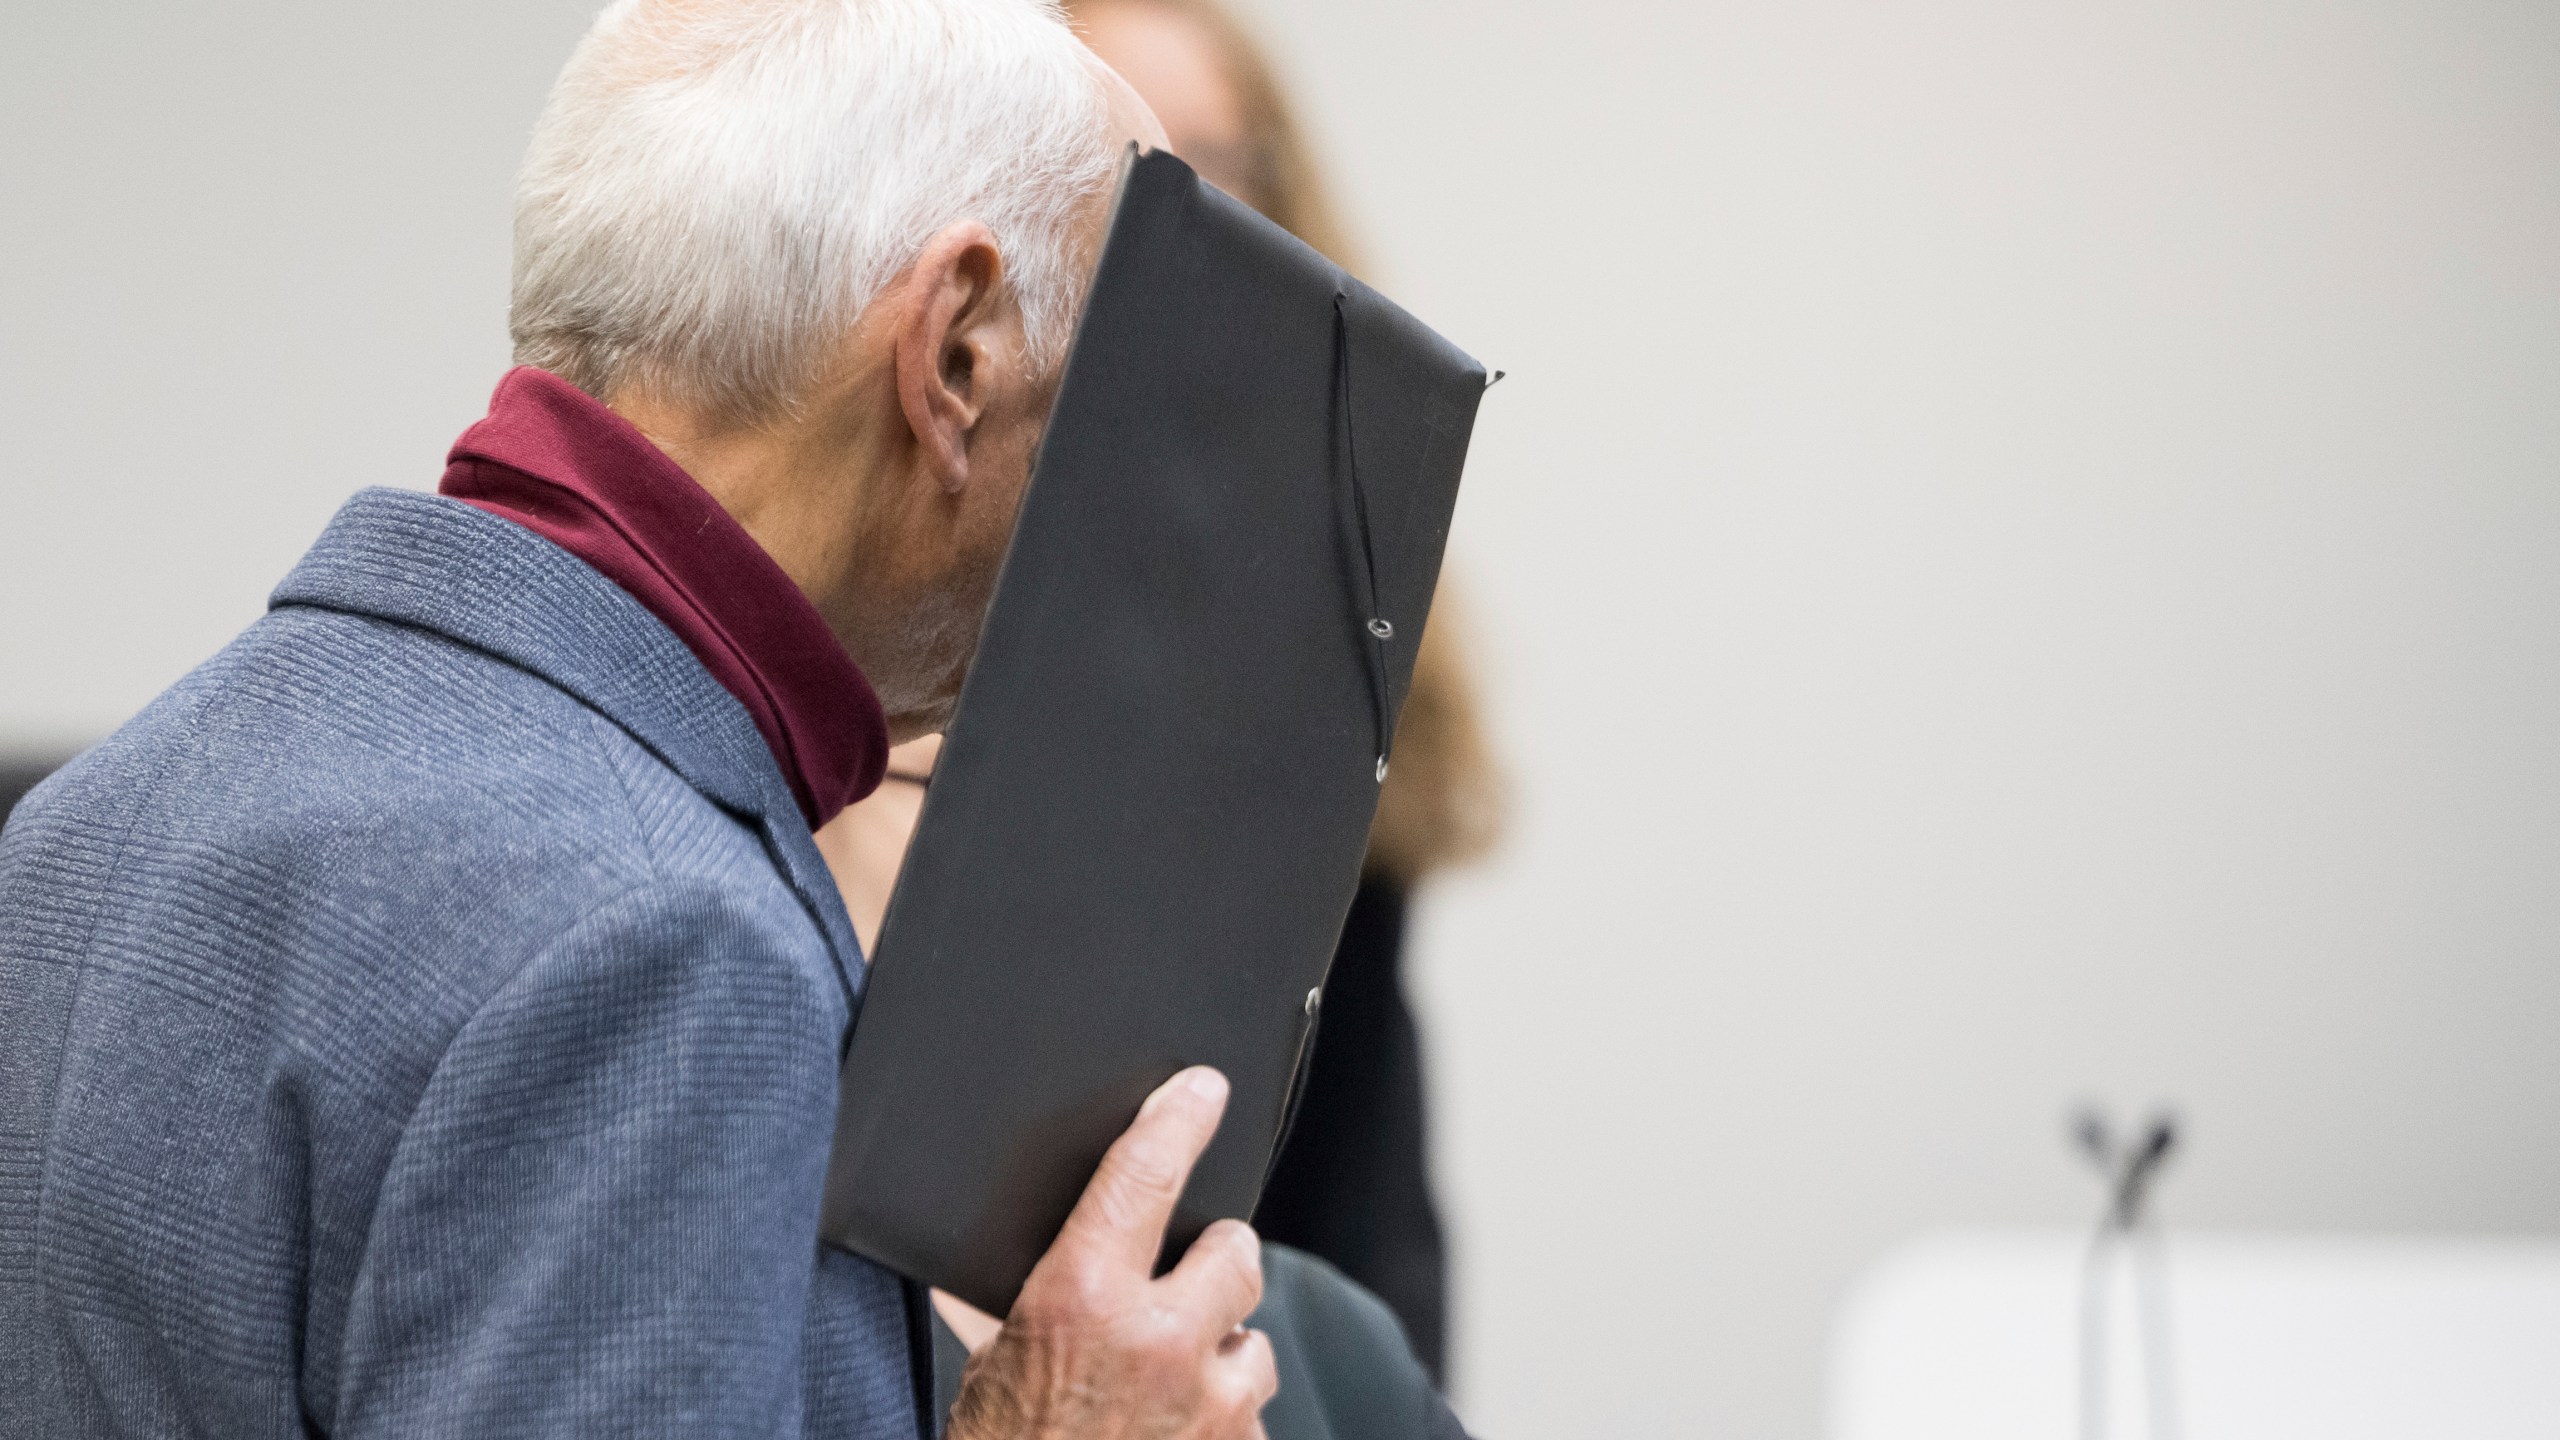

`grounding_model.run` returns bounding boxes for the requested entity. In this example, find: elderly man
[0,2,1289,1436]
